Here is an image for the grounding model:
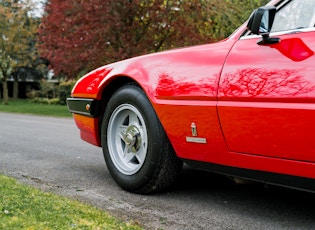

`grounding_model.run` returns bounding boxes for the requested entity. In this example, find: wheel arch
[97,76,147,143]
[96,75,178,163]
